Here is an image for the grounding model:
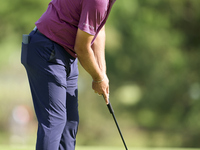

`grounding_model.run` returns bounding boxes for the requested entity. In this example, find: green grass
[0,145,199,150]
